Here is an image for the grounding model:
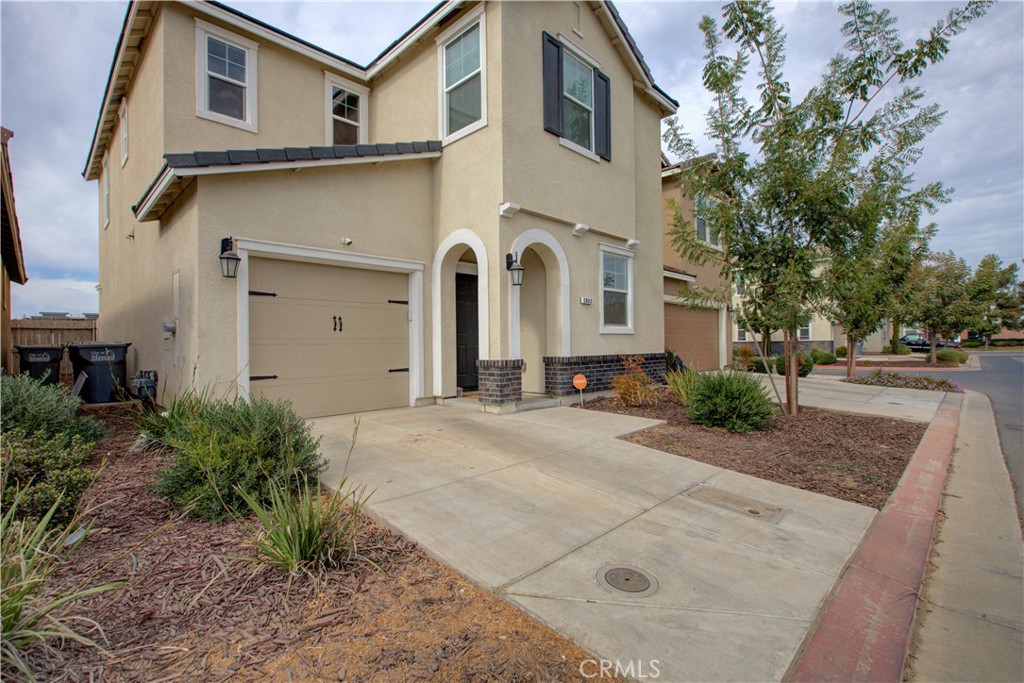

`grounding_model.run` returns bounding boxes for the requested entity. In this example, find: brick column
[477,359,523,405]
